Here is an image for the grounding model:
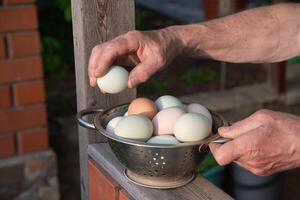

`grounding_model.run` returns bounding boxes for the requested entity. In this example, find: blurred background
[1,0,300,199]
